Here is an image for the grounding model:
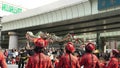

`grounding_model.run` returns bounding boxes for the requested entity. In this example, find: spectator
[4,49,8,58]
[3,49,8,63]
[18,49,28,68]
